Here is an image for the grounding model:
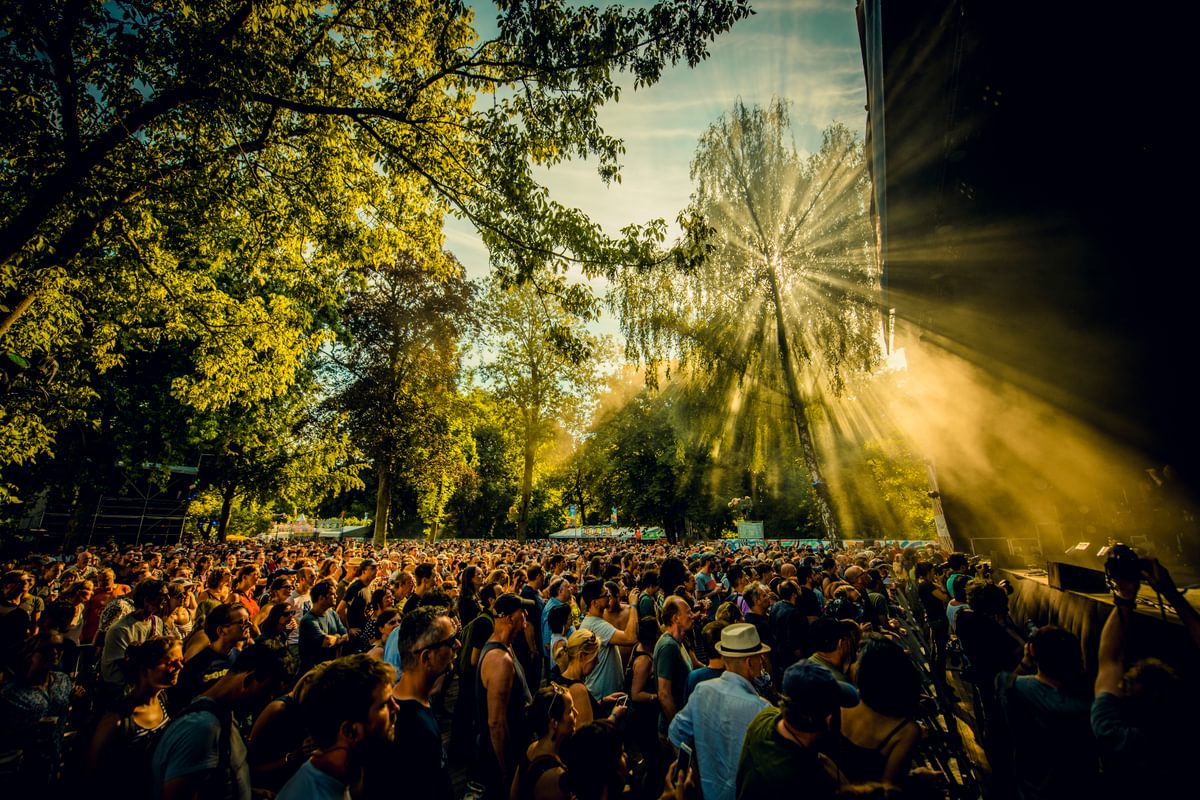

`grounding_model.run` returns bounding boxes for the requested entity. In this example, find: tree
[584,391,687,540]
[191,383,364,540]
[444,390,521,539]
[614,100,879,542]
[479,275,603,540]
[0,0,753,494]
[329,252,475,545]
